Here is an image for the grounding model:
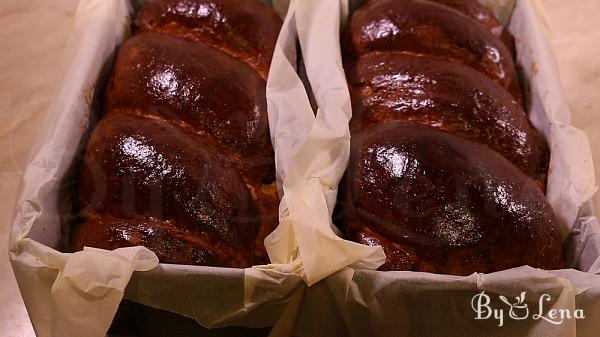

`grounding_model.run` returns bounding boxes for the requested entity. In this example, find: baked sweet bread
[72,0,282,268]
[341,0,563,274]
[414,0,515,55]
[137,0,282,79]
[342,122,563,274]
[346,52,547,184]
[357,0,515,53]
[343,0,522,103]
